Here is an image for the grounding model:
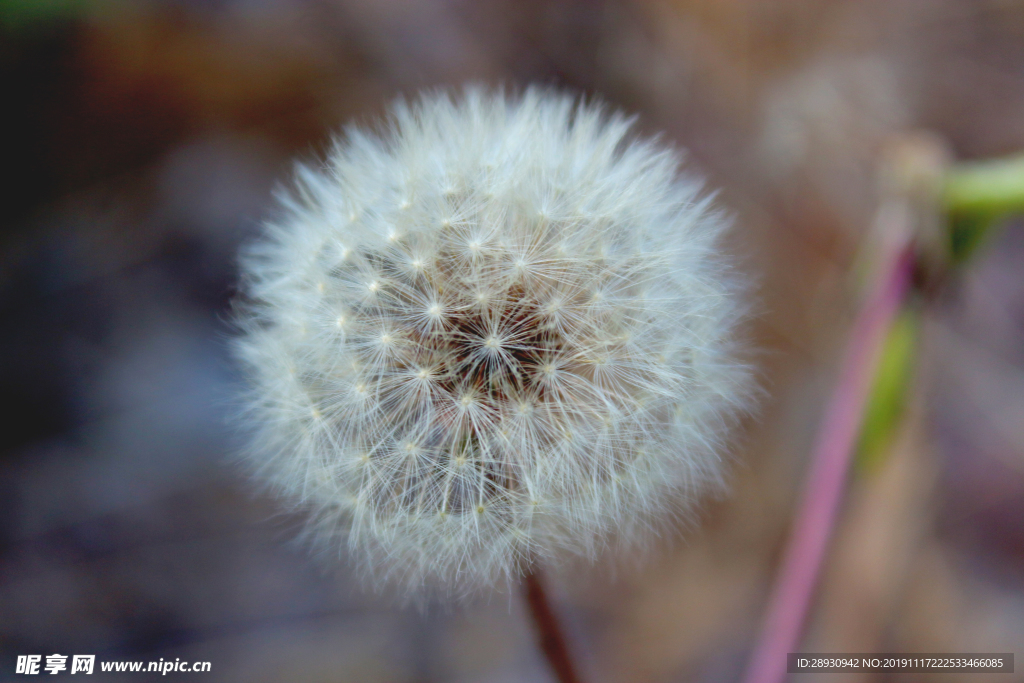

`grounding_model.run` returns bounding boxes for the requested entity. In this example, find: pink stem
[741,240,915,683]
